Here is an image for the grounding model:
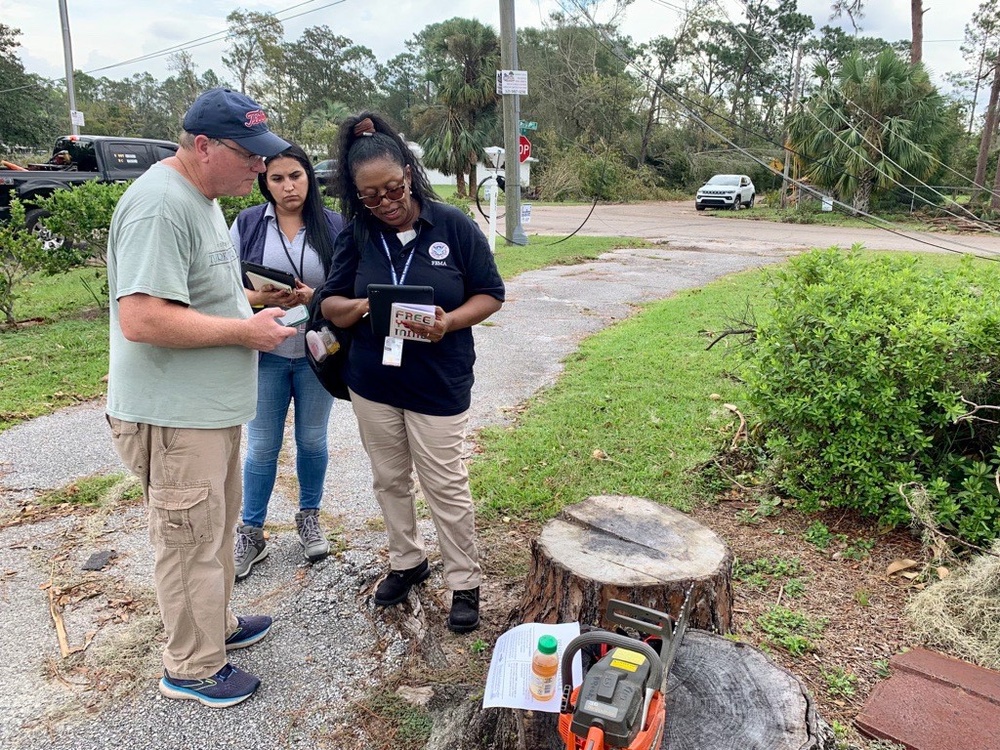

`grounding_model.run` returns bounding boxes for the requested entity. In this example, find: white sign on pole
[520,203,532,225]
[70,110,85,126]
[495,70,529,96]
